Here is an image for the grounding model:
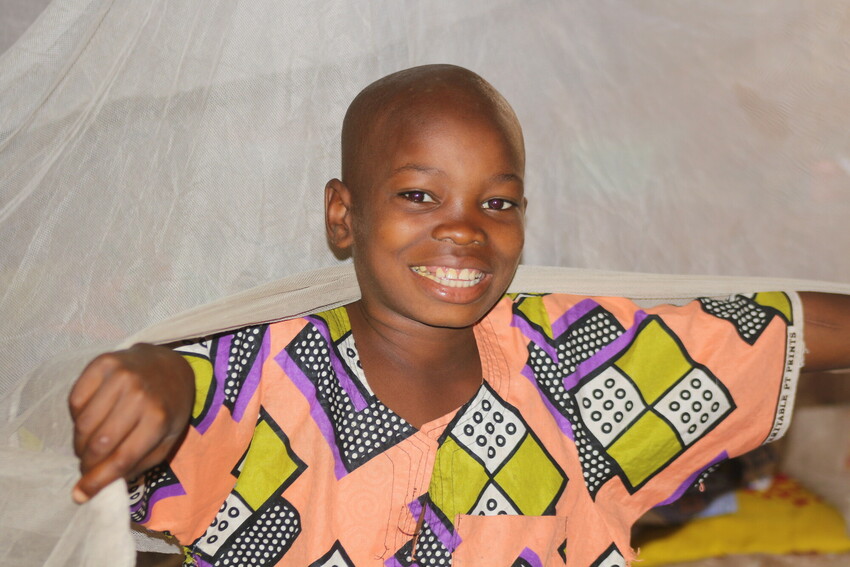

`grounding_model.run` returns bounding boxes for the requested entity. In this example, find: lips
[410,265,486,288]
